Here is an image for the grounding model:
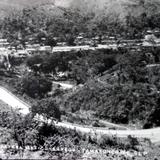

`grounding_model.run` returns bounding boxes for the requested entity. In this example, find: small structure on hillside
[38,46,52,54]
[14,50,29,58]
[0,50,11,70]
[0,39,9,48]
[143,30,158,46]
